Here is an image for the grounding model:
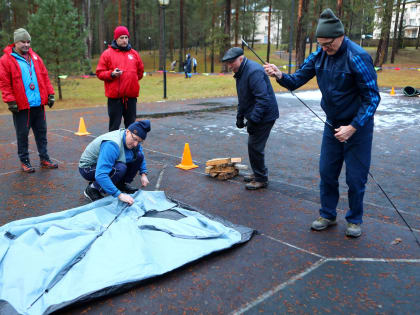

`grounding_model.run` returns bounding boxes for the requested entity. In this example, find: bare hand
[263,63,282,80]
[140,173,149,187]
[112,68,123,78]
[334,125,356,142]
[118,193,134,205]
